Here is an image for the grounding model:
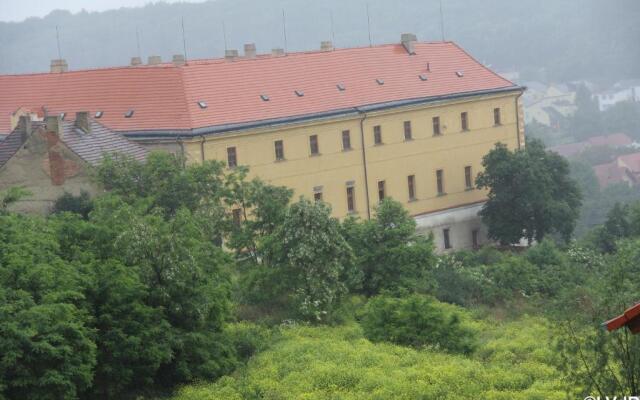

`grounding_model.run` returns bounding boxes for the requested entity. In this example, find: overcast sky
[0,0,207,22]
